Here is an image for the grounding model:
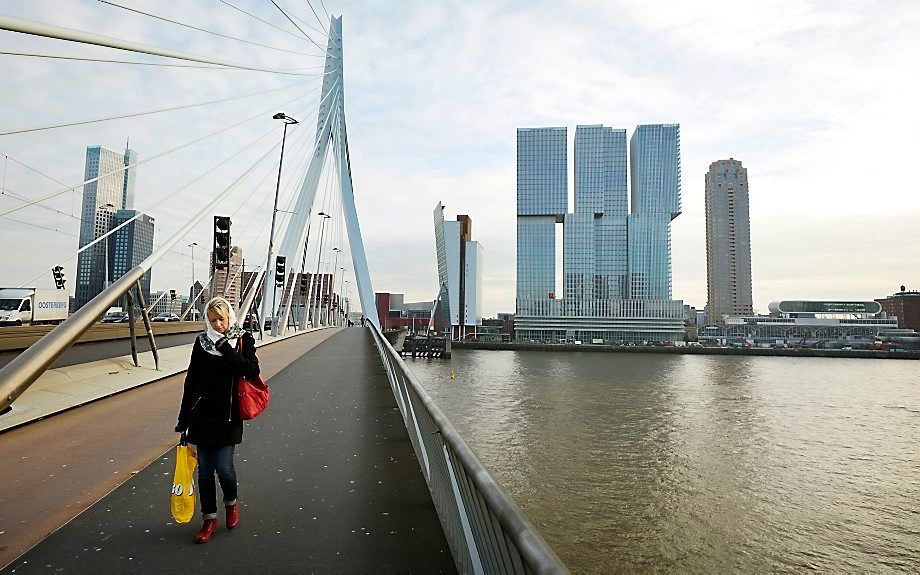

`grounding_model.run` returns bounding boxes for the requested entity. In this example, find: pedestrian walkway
[3,327,457,574]
[0,327,321,433]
